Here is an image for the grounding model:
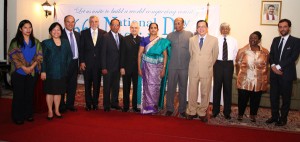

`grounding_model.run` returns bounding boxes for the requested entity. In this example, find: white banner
[56,4,220,37]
